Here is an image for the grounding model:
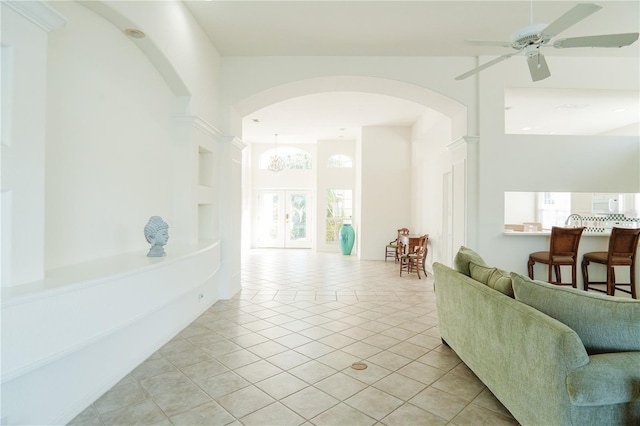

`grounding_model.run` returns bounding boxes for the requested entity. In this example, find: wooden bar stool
[582,227,640,299]
[527,226,585,287]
